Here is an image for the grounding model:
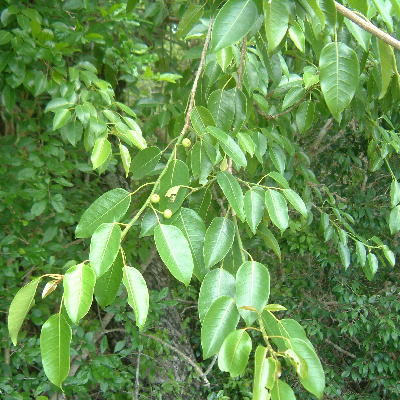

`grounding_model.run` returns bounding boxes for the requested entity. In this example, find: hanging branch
[334,1,400,50]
